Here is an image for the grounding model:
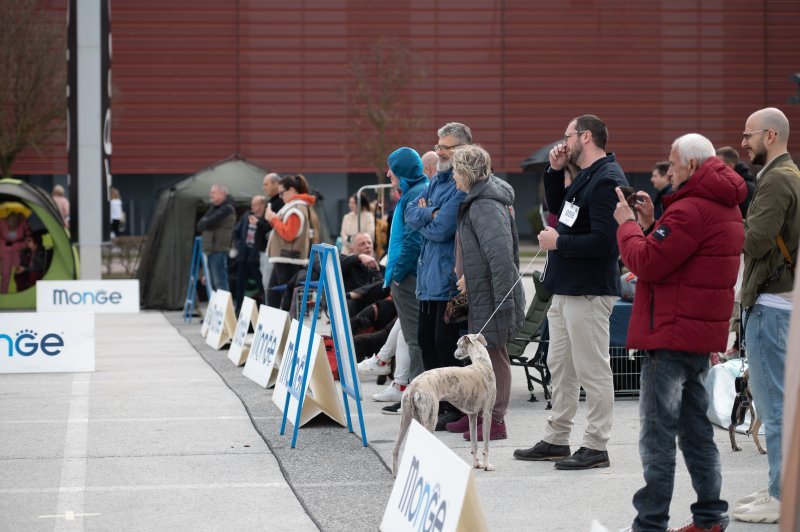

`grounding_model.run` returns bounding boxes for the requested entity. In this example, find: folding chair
[507,271,553,409]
